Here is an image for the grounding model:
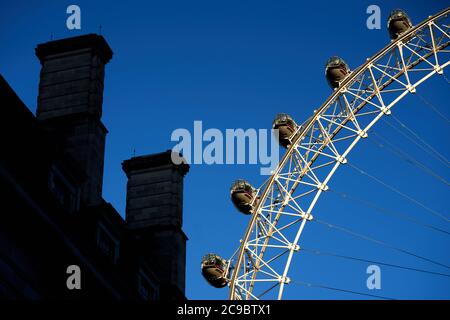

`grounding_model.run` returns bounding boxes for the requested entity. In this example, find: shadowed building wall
[123,151,189,300]
[35,35,112,207]
[0,34,189,301]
